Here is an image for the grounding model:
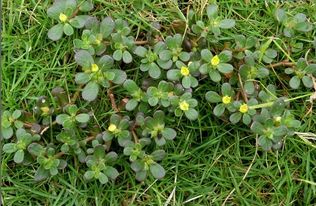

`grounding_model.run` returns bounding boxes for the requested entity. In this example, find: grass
[1,0,316,205]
